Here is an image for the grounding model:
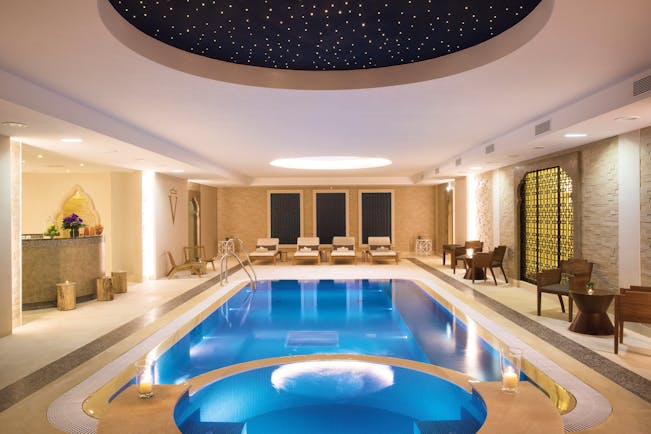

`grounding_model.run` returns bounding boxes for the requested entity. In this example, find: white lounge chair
[293,237,321,264]
[248,238,281,265]
[330,236,357,264]
[367,236,399,264]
